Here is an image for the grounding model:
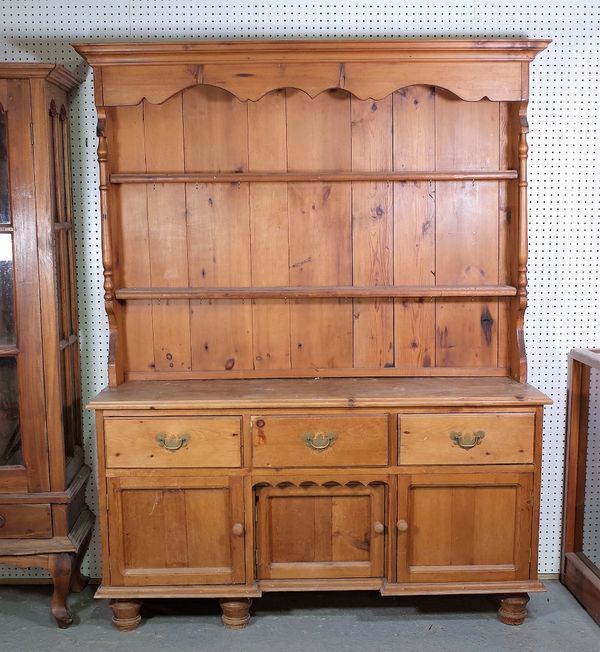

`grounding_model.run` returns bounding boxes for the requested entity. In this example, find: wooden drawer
[399,413,535,465]
[104,417,242,468]
[252,415,389,467]
[0,504,52,539]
